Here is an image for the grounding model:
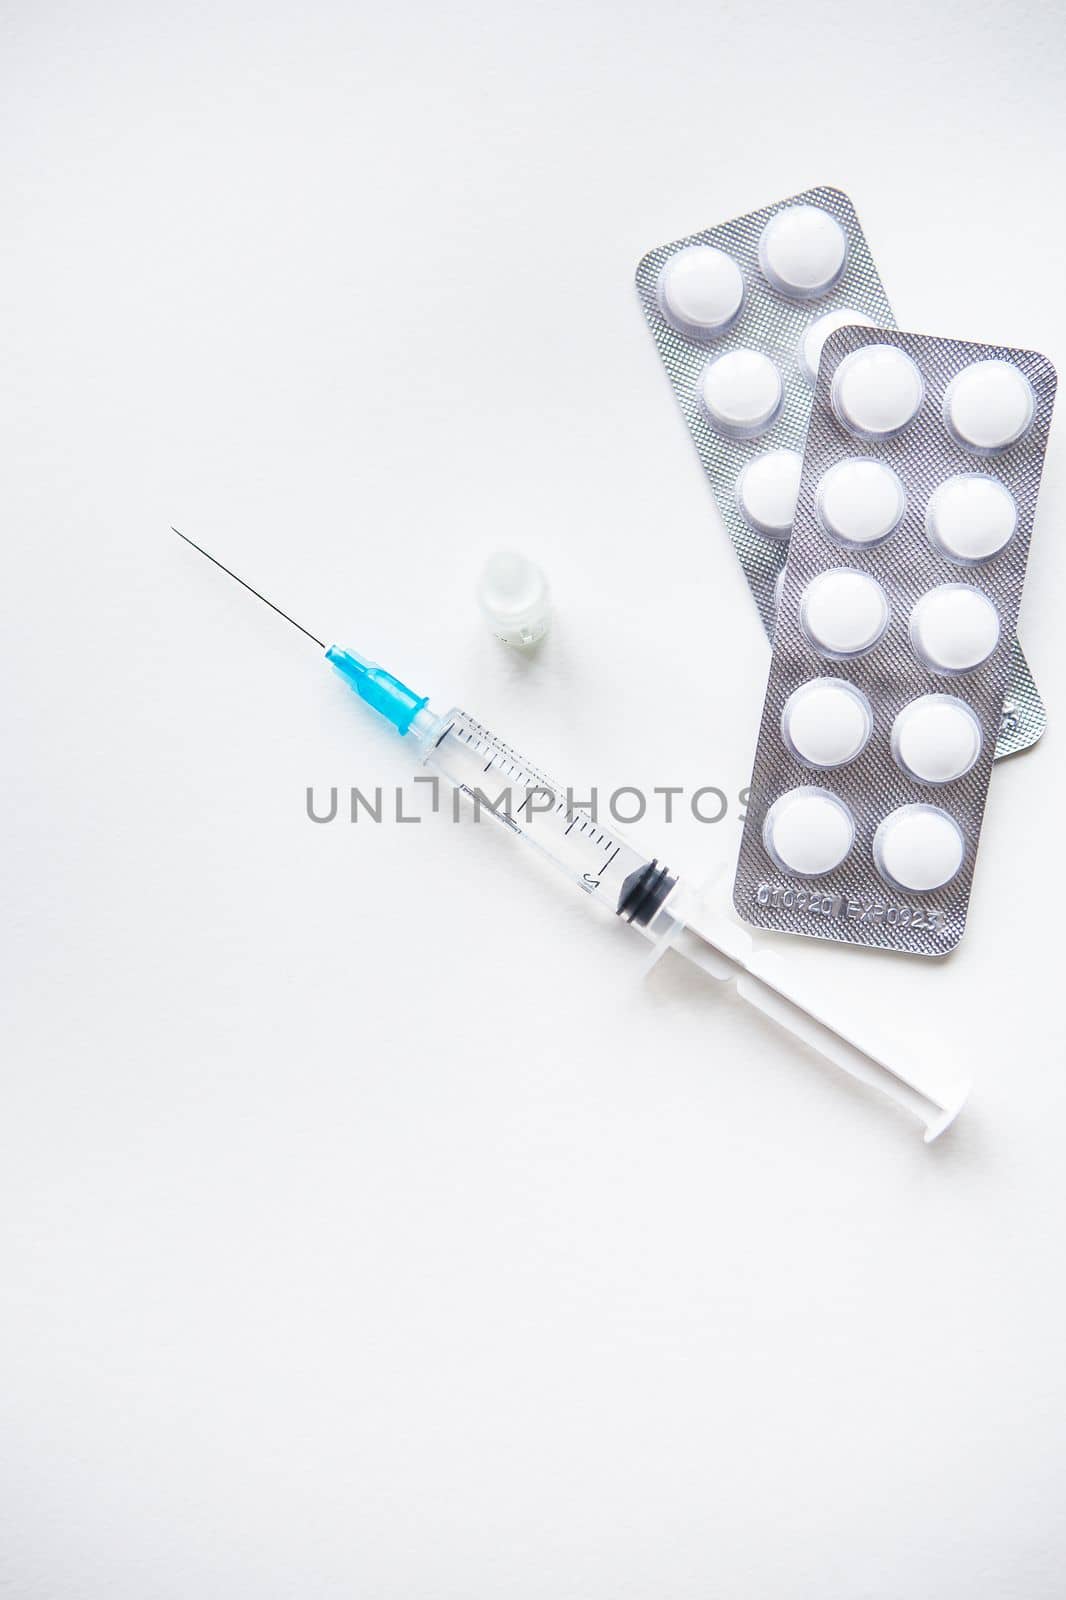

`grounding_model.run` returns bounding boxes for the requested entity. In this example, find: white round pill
[891,695,982,785]
[781,678,873,769]
[657,245,744,337]
[737,449,803,538]
[763,786,855,877]
[798,309,878,384]
[800,568,890,657]
[925,474,1017,565]
[816,458,906,548]
[874,804,965,893]
[910,584,1000,674]
[758,206,847,300]
[944,359,1035,455]
[700,350,783,439]
[831,344,924,440]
